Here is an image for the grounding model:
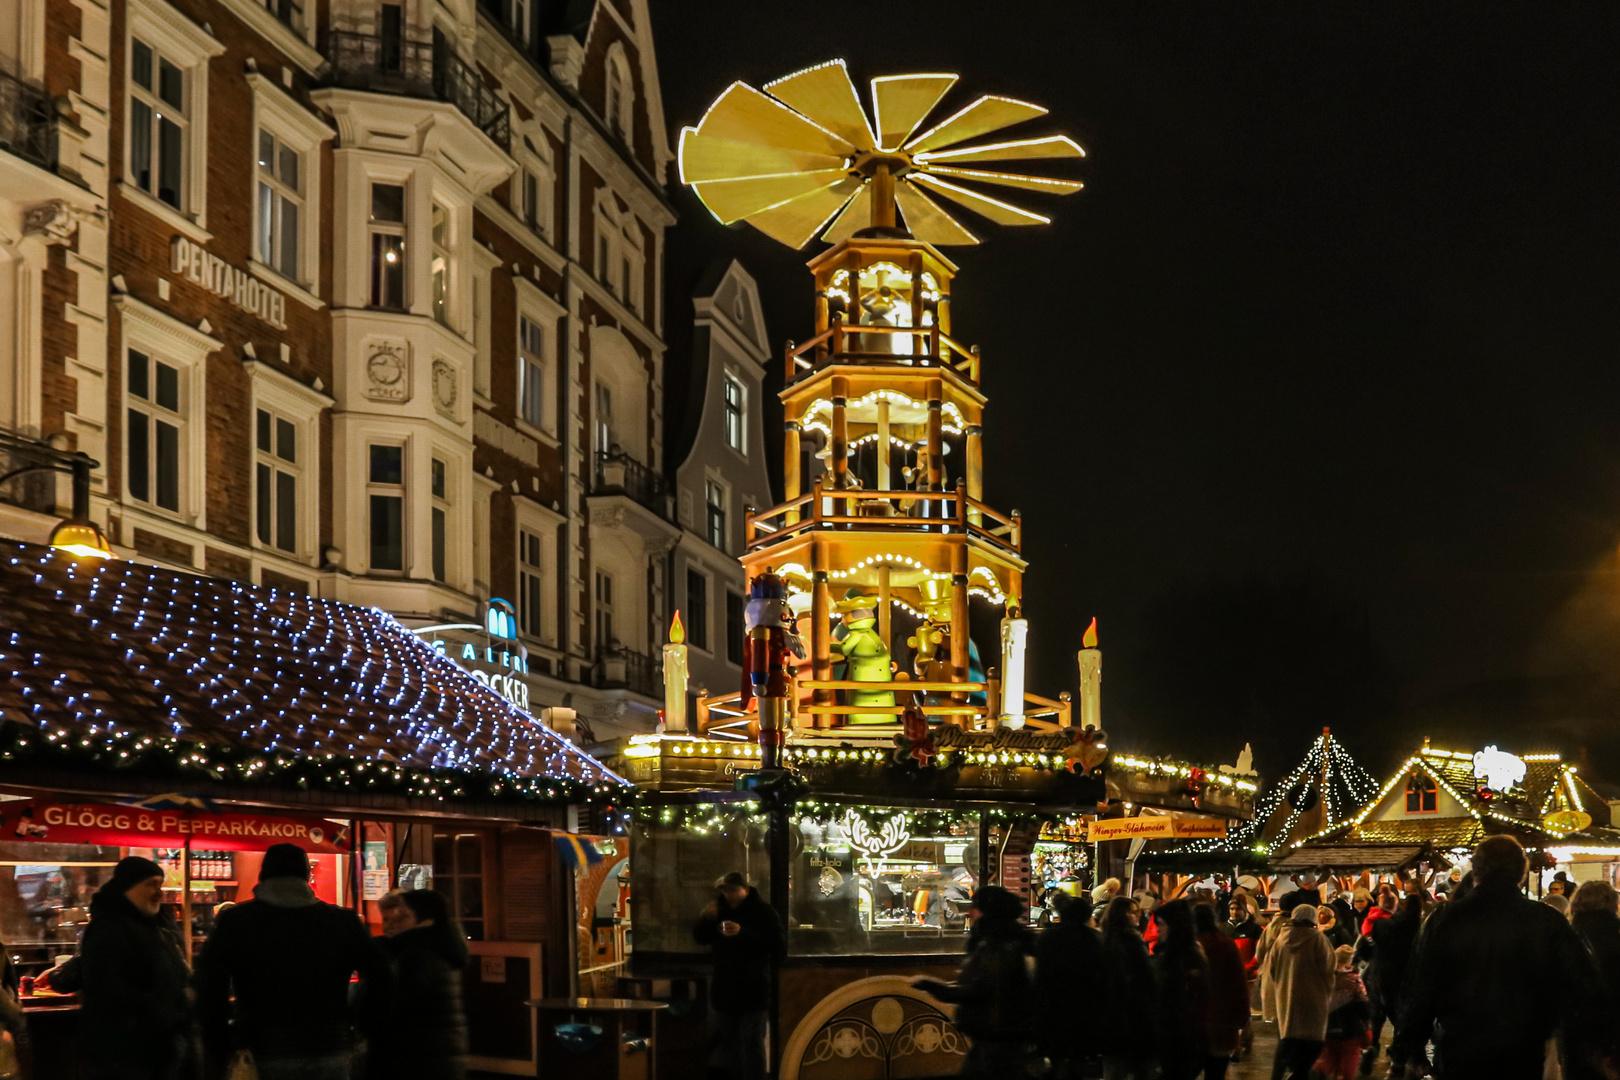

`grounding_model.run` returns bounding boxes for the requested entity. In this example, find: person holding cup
[692,872,784,1080]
